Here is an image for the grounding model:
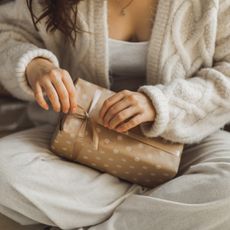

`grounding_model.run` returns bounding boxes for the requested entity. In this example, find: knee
[185,130,230,192]
[188,161,230,199]
[0,155,18,192]
[0,140,29,194]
